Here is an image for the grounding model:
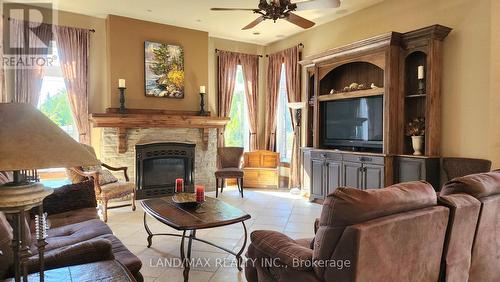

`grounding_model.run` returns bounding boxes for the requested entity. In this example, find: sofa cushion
[440,170,500,199]
[0,212,13,279]
[313,181,437,279]
[42,219,112,252]
[26,238,115,274]
[96,234,142,276]
[45,207,99,229]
